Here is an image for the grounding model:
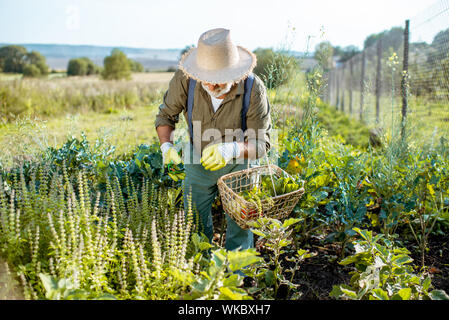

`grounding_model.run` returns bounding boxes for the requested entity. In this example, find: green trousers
[183,159,254,251]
